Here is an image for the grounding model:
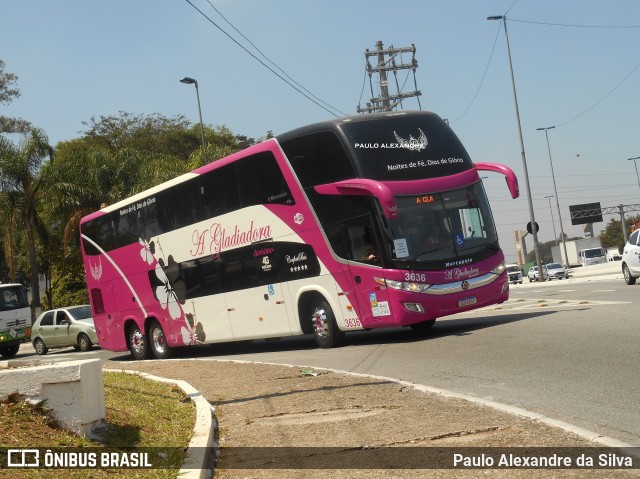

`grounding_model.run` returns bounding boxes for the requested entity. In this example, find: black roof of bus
[276,110,442,143]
